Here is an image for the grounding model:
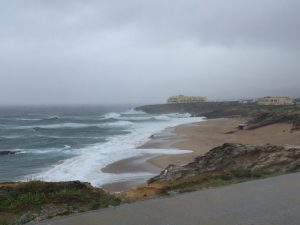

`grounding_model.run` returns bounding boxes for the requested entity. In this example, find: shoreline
[101,124,192,192]
[101,117,300,192]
